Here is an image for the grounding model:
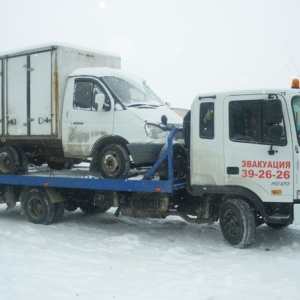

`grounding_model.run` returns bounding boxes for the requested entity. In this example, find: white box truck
[0,45,182,178]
